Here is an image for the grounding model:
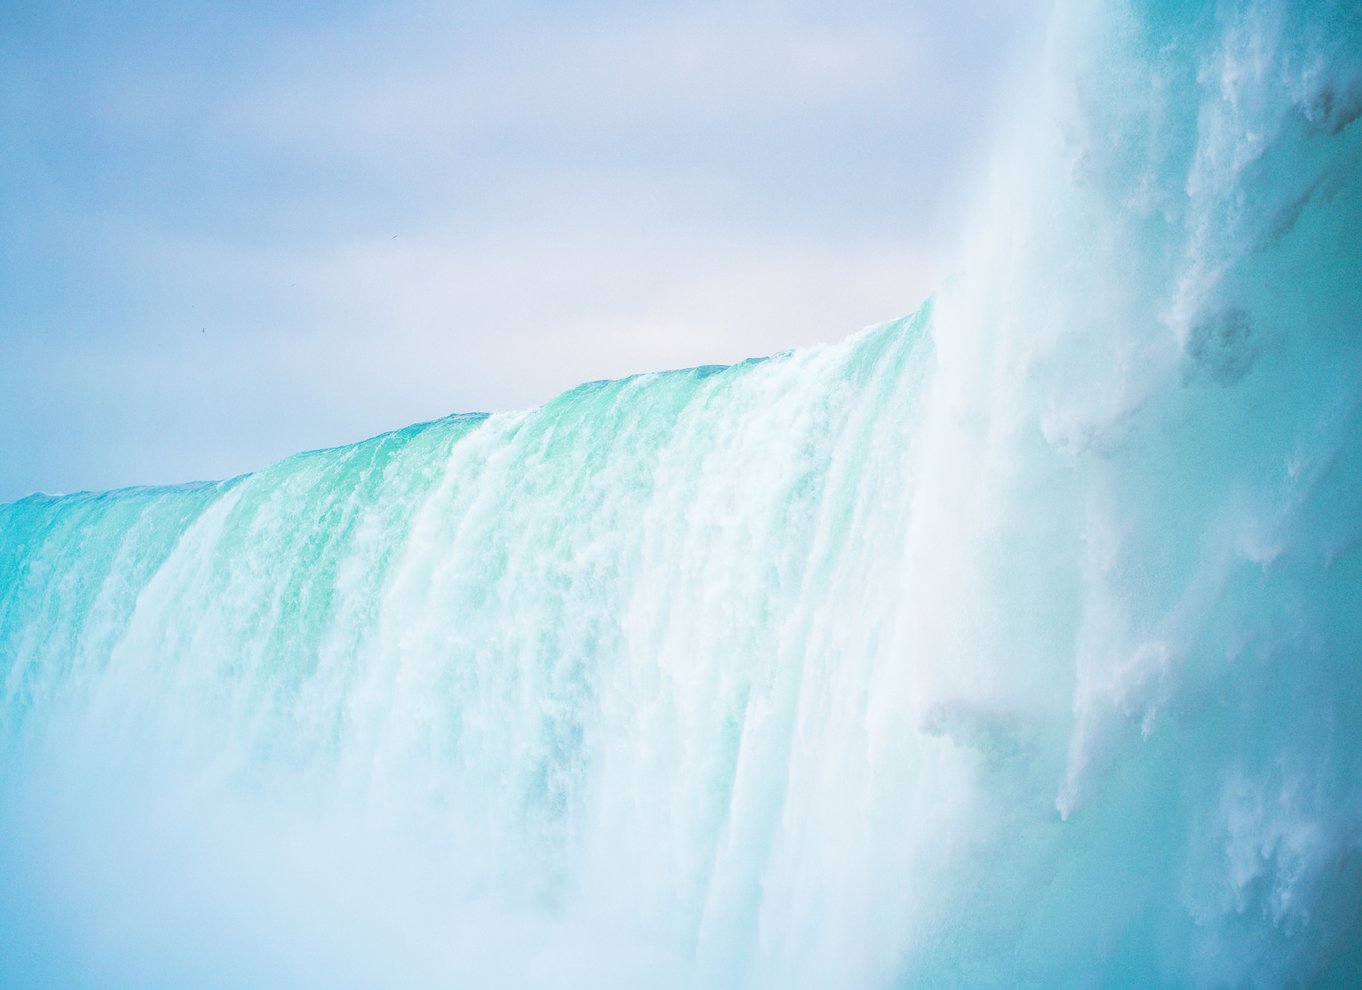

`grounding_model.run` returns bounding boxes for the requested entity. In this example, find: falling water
[3,0,1360,986]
